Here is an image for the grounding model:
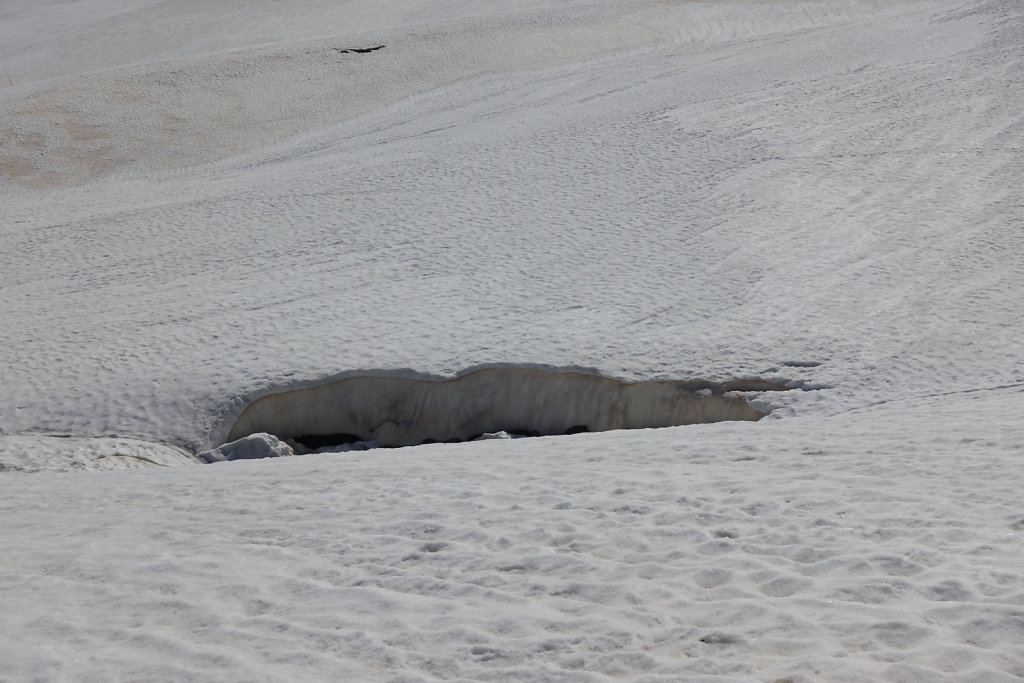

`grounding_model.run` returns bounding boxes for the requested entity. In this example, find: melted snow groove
[227,368,786,449]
